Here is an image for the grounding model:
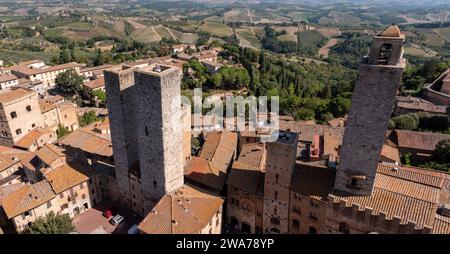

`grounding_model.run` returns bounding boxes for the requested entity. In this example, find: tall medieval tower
[335,24,406,196]
[104,64,184,215]
[263,131,298,234]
